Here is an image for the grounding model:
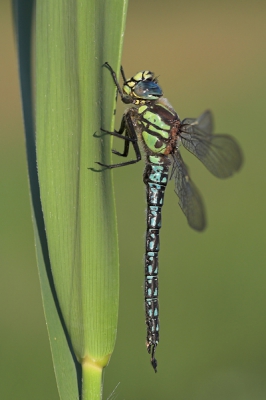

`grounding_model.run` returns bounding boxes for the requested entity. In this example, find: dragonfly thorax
[137,97,181,157]
[123,71,163,105]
